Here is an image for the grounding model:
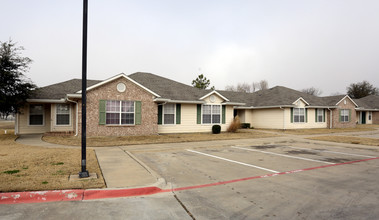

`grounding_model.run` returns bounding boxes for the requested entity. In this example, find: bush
[227,116,241,133]
[241,123,251,129]
[212,125,221,134]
